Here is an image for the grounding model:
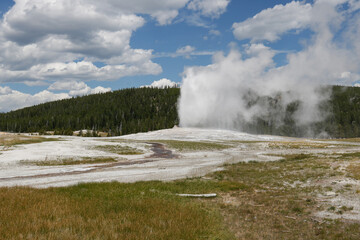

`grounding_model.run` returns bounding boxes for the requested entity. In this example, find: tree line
[0,87,180,136]
[1,85,360,138]
[238,85,360,138]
